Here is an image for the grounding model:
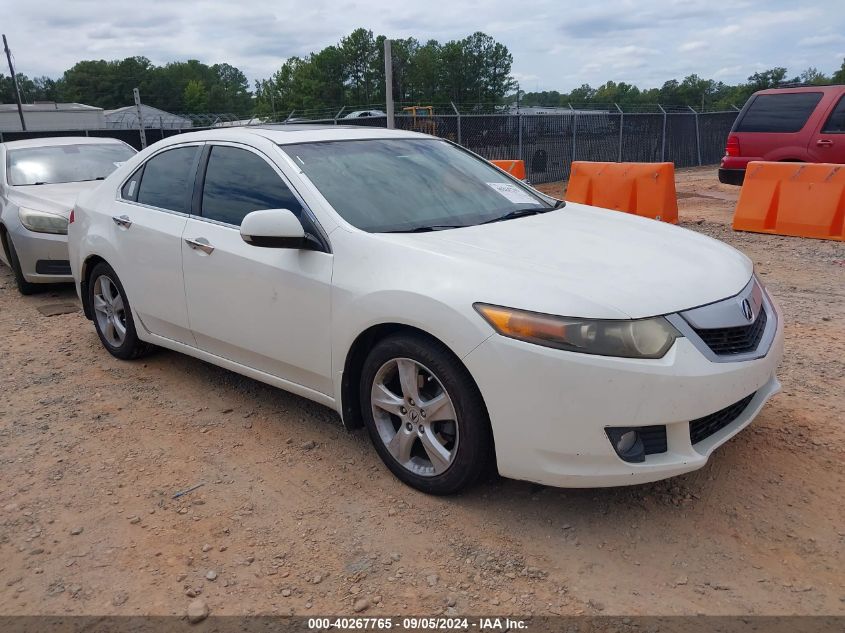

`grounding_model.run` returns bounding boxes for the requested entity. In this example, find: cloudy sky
[3,0,844,91]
